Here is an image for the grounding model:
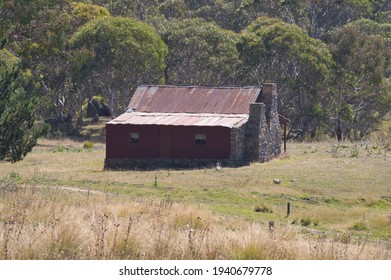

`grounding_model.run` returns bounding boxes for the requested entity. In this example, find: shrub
[254,205,273,213]
[349,222,368,231]
[9,171,22,181]
[83,141,94,150]
[350,145,359,158]
[300,218,311,226]
[53,146,68,153]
